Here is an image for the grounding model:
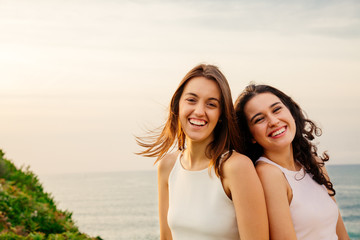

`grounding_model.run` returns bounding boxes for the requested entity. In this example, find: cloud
[137,0,360,38]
